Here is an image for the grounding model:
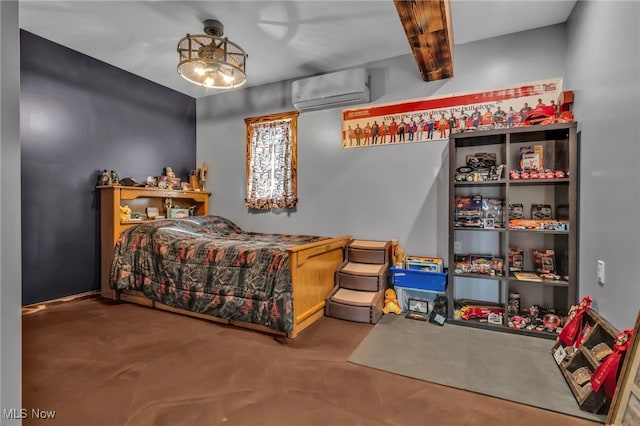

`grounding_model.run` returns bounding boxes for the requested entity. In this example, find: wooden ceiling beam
[394,0,454,82]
